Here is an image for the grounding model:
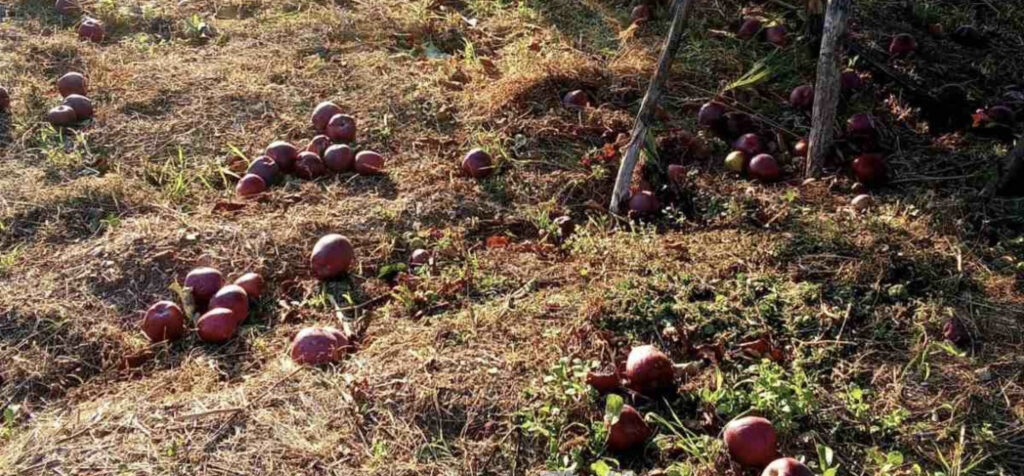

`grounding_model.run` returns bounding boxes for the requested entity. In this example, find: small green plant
[517,357,600,470]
